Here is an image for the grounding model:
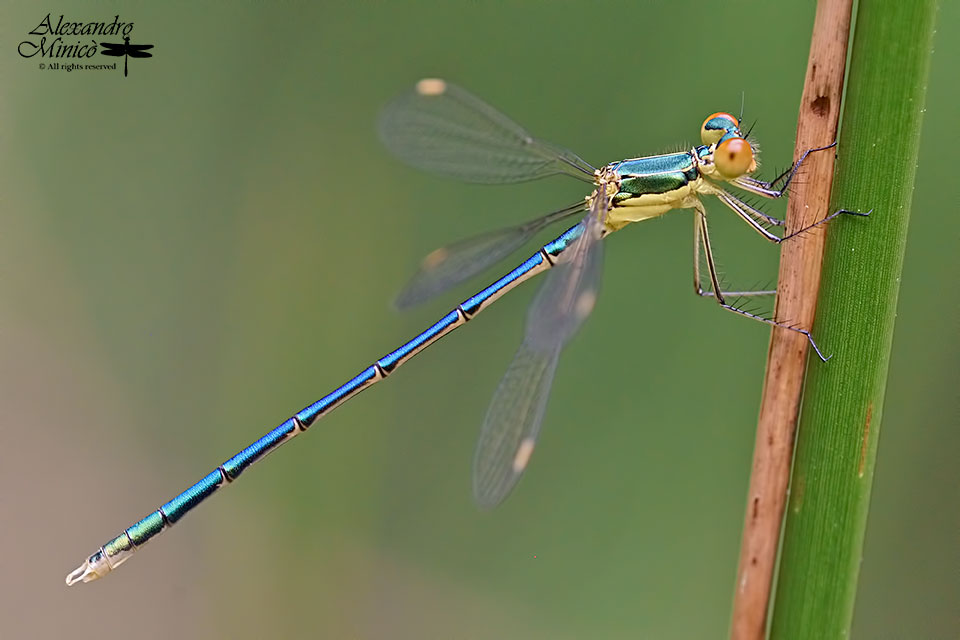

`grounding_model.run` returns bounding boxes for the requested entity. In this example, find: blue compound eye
[700,112,740,145]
